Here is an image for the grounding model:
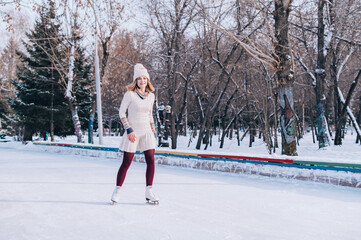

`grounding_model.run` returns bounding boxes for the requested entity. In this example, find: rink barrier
[32,142,361,172]
[32,142,361,188]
